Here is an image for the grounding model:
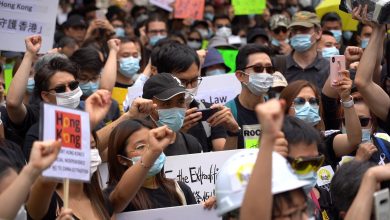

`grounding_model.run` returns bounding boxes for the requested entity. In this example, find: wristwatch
[227,127,242,137]
[340,95,354,108]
